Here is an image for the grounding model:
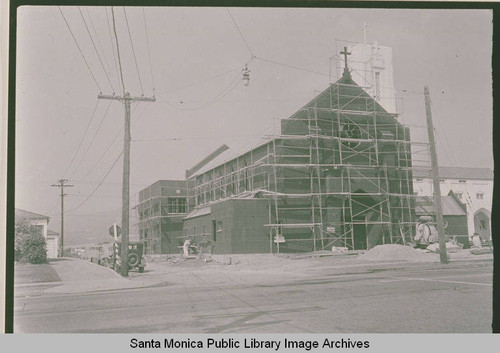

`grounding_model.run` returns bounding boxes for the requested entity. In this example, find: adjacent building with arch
[413,167,493,241]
